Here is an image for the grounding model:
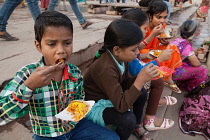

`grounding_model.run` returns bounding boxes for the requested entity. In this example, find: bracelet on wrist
[142,40,148,46]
